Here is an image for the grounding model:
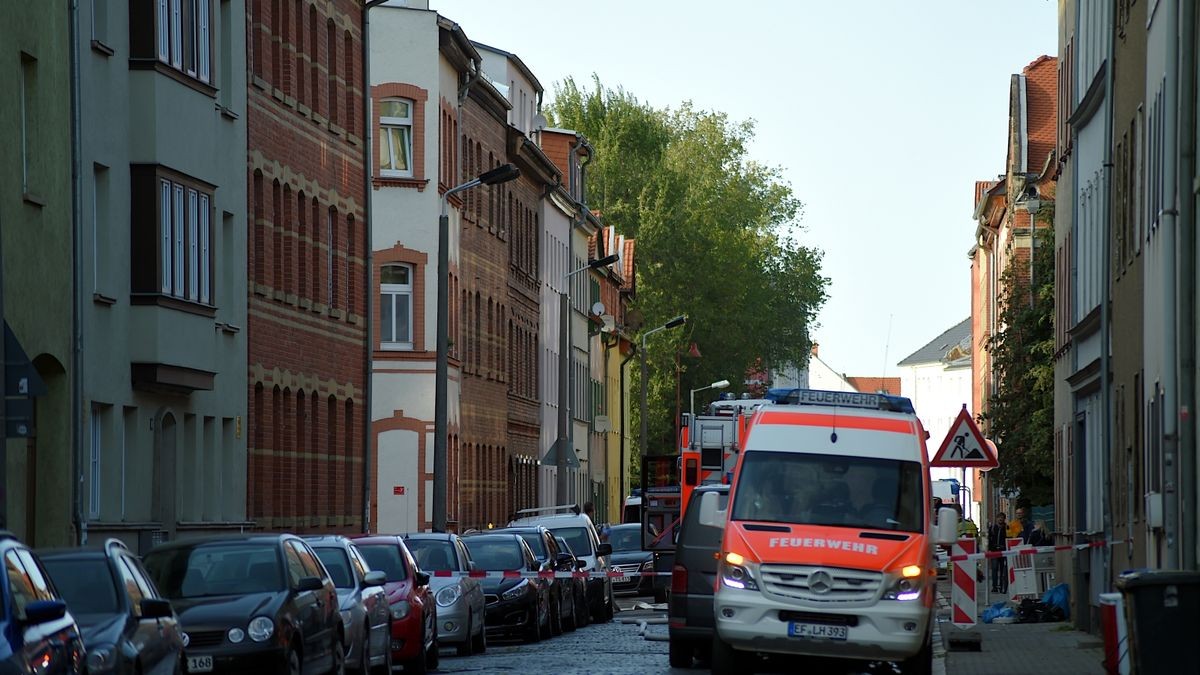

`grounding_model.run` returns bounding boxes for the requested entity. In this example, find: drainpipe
[619,342,637,507]
[361,0,384,534]
[1100,0,1114,594]
[577,139,593,501]
[69,0,87,546]
[1177,0,1197,571]
[1163,0,1182,570]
